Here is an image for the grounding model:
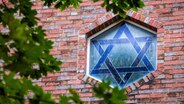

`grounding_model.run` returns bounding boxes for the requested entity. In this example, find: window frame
[86,19,157,88]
